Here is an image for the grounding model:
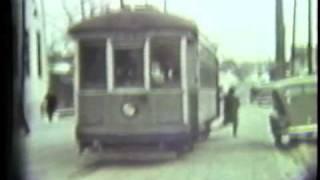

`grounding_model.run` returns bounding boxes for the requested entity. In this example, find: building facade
[22,0,49,127]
